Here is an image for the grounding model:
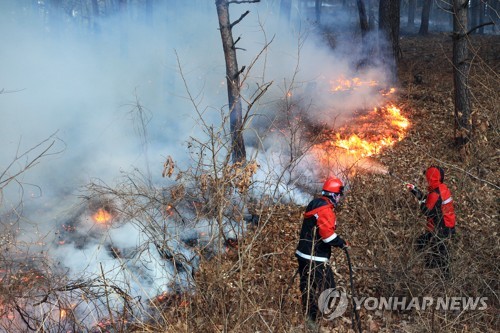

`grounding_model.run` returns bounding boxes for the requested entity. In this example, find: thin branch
[243,81,273,124]
[228,0,261,3]
[236,66,246,77]
[0,133,64,188]
[15,303,37,331]
[230,10,250,29]
[232,36,246,50]
[466,21,494,36]
[412,141,500,190]
[0,88,26,94]
[440,161,500,190]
